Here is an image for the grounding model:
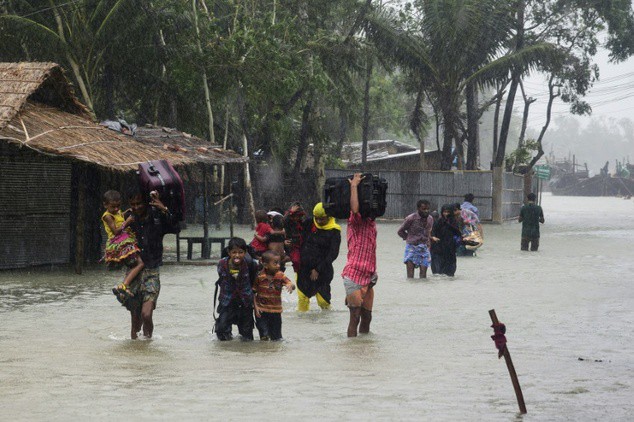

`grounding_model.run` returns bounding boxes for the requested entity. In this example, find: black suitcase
[137,160,186,221]
[323,173,387,219]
